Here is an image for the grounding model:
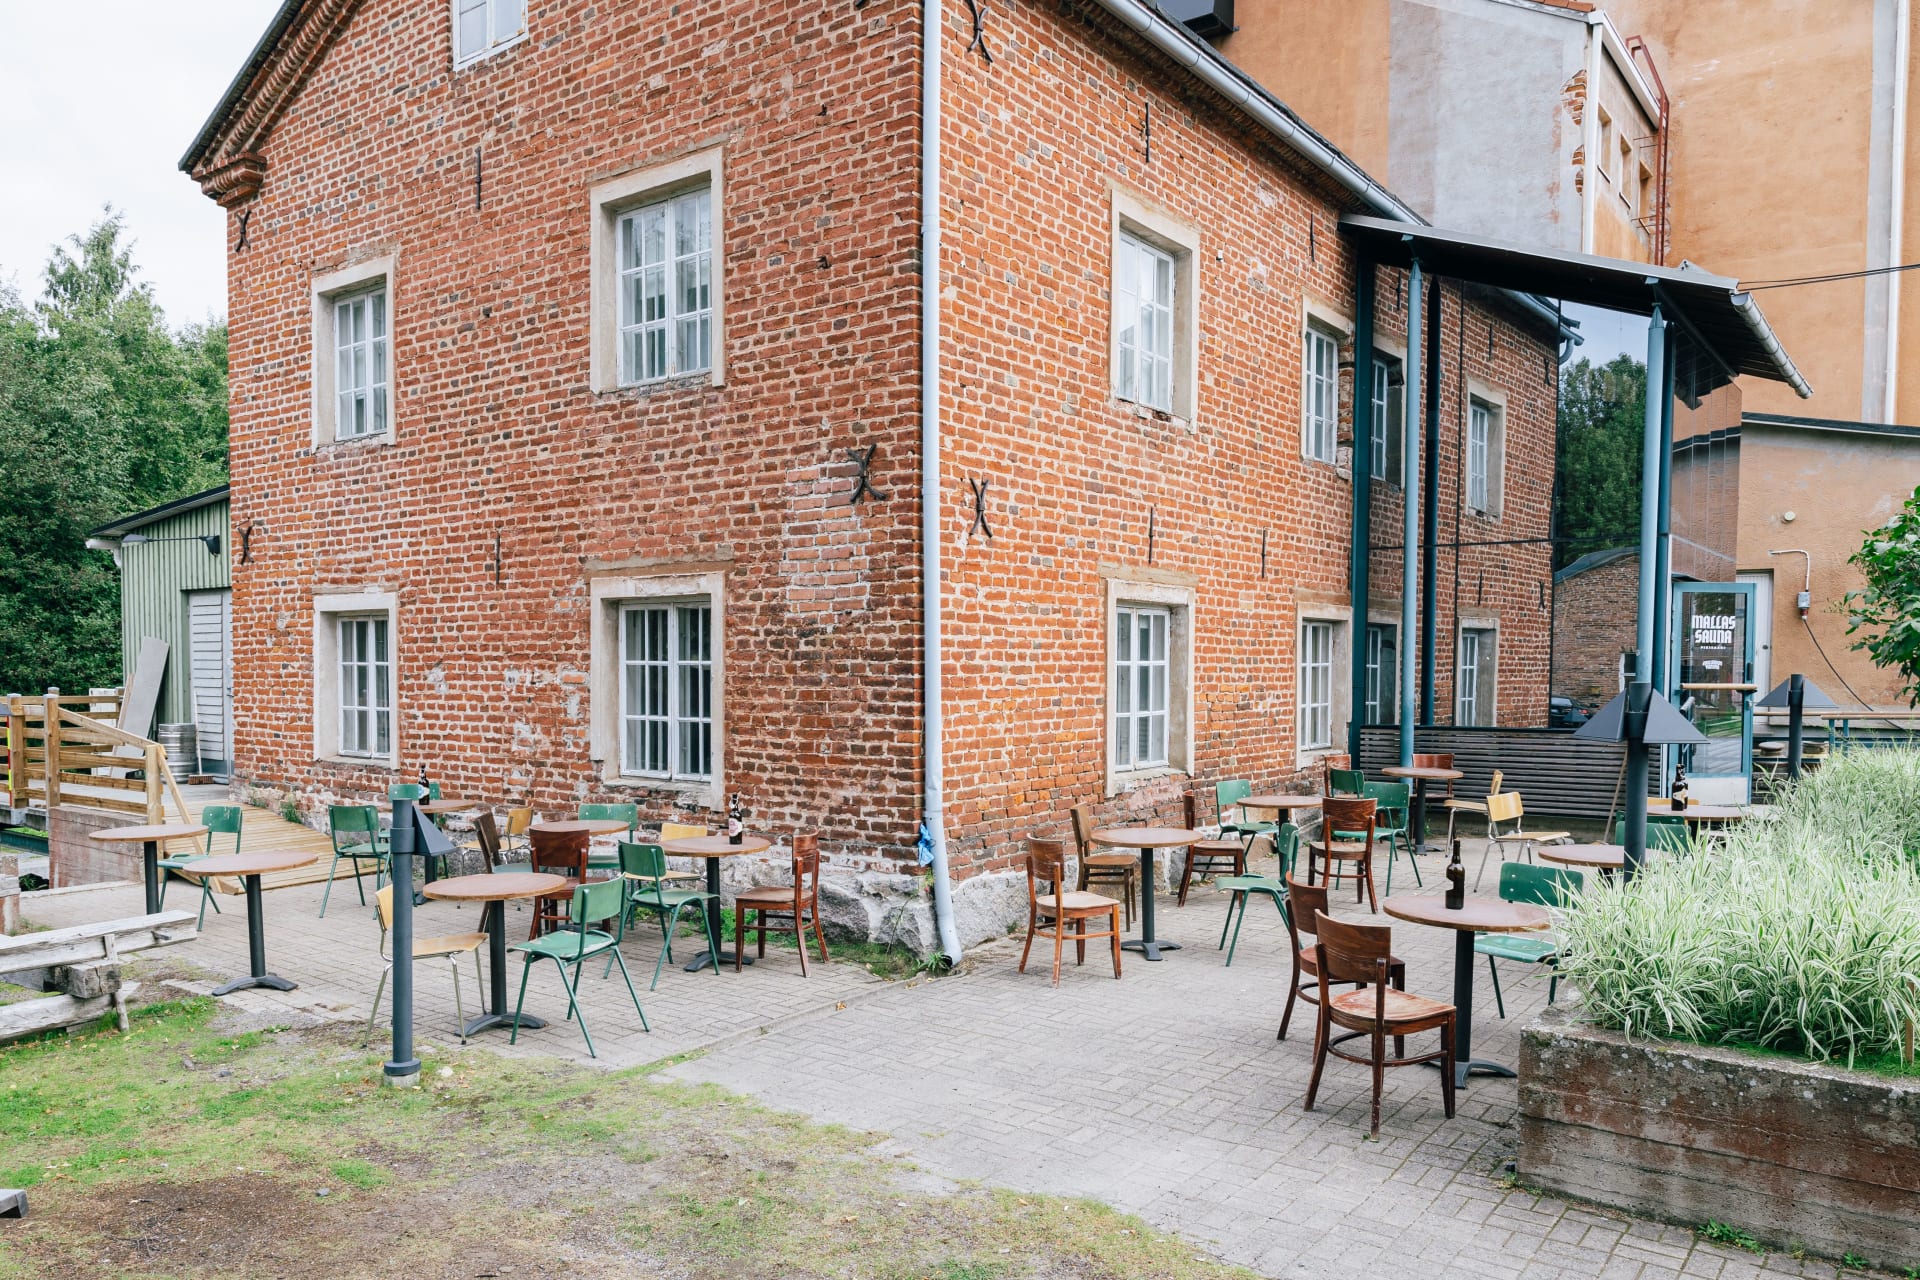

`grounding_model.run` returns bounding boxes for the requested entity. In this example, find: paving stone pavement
[19,844,1873,1279]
